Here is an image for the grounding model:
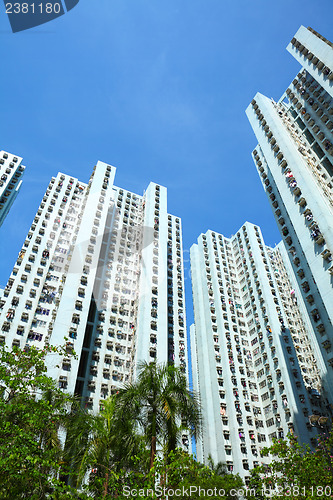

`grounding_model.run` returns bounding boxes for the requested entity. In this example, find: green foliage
[153,449,244,500]
[0,344,83,499]
[70,395,147,497]
[207,453,228,476]
[0,349,243,499]
[81,448,244,500]
[66,361,201,497]
[248,432,333,499]
[117,361,202,468]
